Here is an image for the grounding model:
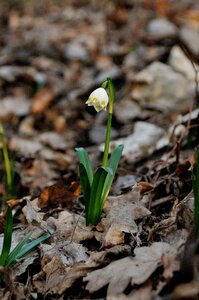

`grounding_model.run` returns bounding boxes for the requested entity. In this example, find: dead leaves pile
[0,0,199,299]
